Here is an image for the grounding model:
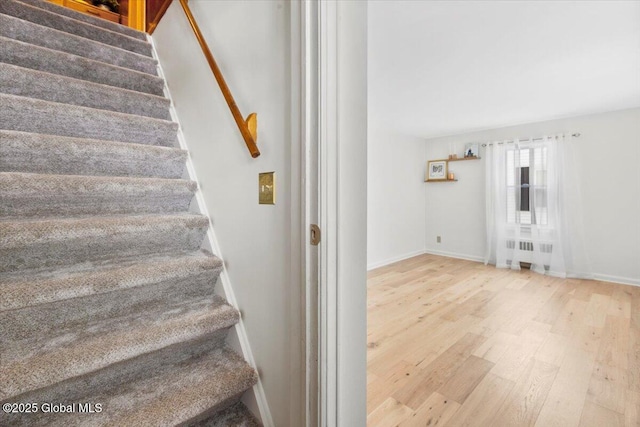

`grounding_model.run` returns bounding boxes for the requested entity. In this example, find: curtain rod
[481,133,581,147]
